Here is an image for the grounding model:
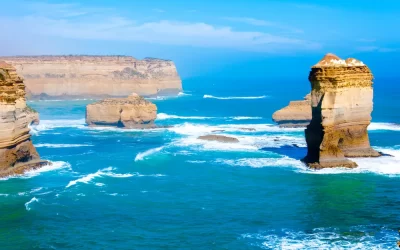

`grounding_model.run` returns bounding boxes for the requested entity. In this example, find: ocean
[1,77,400,249]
